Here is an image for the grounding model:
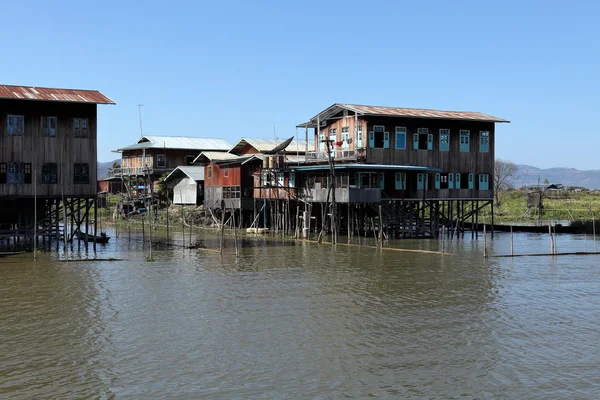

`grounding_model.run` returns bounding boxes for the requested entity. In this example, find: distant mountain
[512,165,600,189]
[98,159,119,179]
